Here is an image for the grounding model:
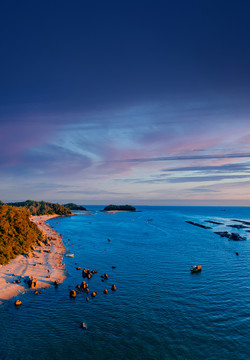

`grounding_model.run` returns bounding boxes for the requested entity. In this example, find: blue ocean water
[0,206,249,360]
